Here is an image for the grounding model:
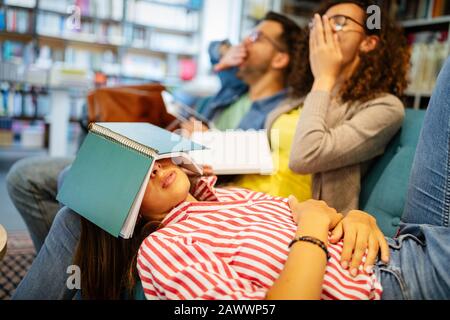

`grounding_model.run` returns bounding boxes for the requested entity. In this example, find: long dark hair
[73,217,159,299]
[289,0,410,103]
